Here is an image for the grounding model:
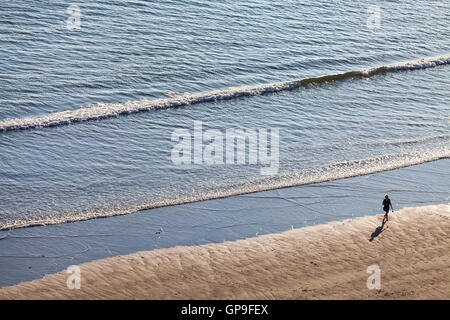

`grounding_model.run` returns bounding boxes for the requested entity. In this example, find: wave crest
[1,147,448,231]
[1,55,449,132]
